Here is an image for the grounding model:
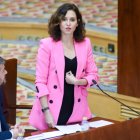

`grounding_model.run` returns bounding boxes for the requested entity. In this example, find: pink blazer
[29,37,98,130]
